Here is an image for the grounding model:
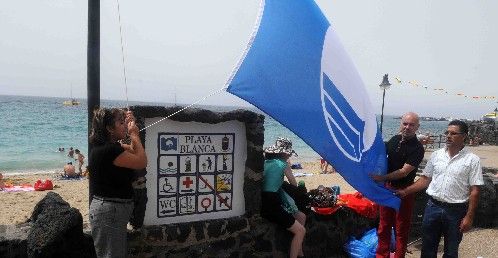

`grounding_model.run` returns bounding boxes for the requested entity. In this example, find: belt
[132,177,146,189]
[93,196,133,204]
[429,196,467,208]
